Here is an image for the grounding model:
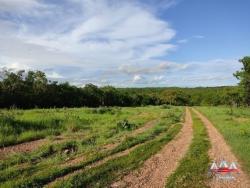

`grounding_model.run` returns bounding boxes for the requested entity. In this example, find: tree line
[0,56,249,108]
